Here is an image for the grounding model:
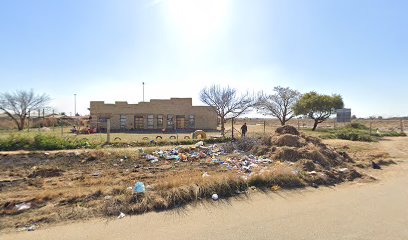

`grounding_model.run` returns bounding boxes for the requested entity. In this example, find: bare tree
[200,85,255,136]
[0,90,50,130]
[256,86,301,126]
